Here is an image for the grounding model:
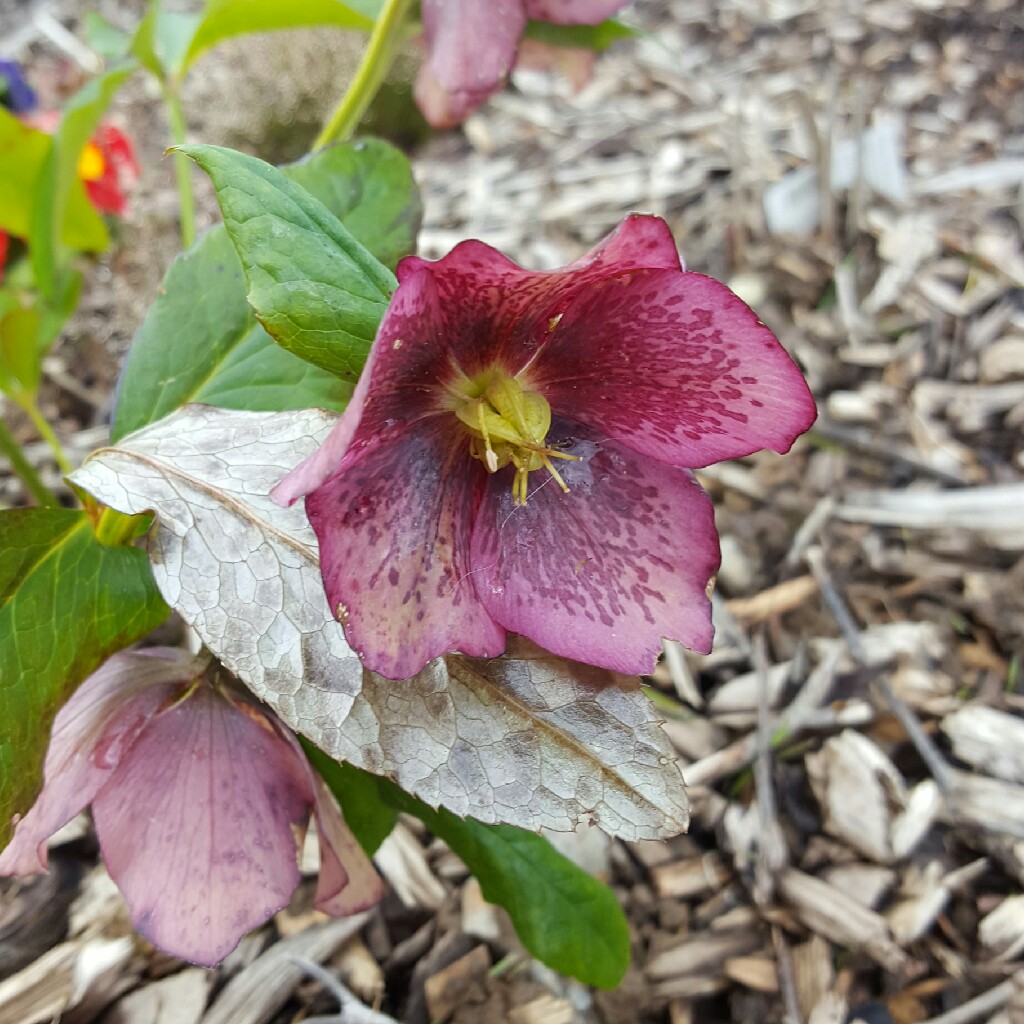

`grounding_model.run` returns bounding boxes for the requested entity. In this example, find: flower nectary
[275,214,817,681]
[449,367,577,505]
